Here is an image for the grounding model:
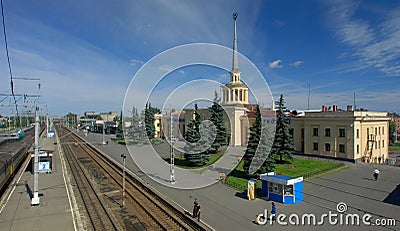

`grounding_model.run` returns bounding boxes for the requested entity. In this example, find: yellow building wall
[291,111,389,163]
